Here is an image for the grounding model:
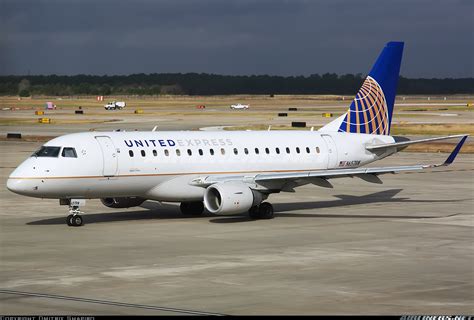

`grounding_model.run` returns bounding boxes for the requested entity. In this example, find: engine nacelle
[100,197,145,208]
[204,182,263,215]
